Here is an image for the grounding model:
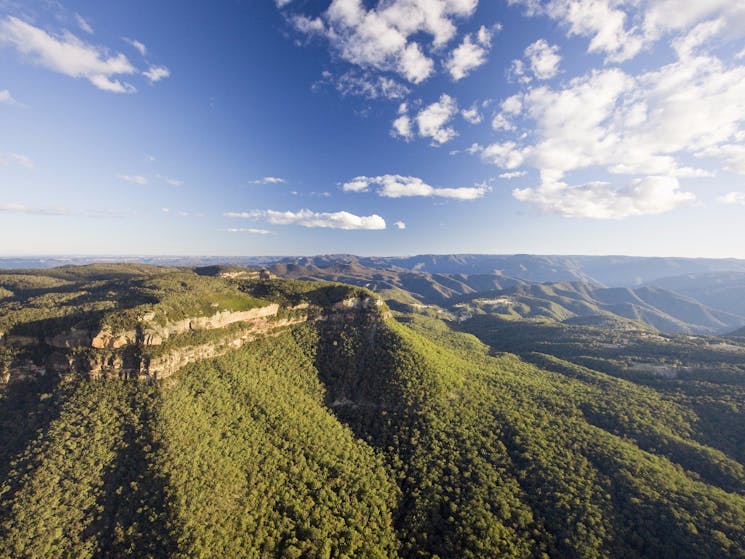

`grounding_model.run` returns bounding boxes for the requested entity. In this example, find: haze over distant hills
[6,253,745,284]
[6,254,745,335]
